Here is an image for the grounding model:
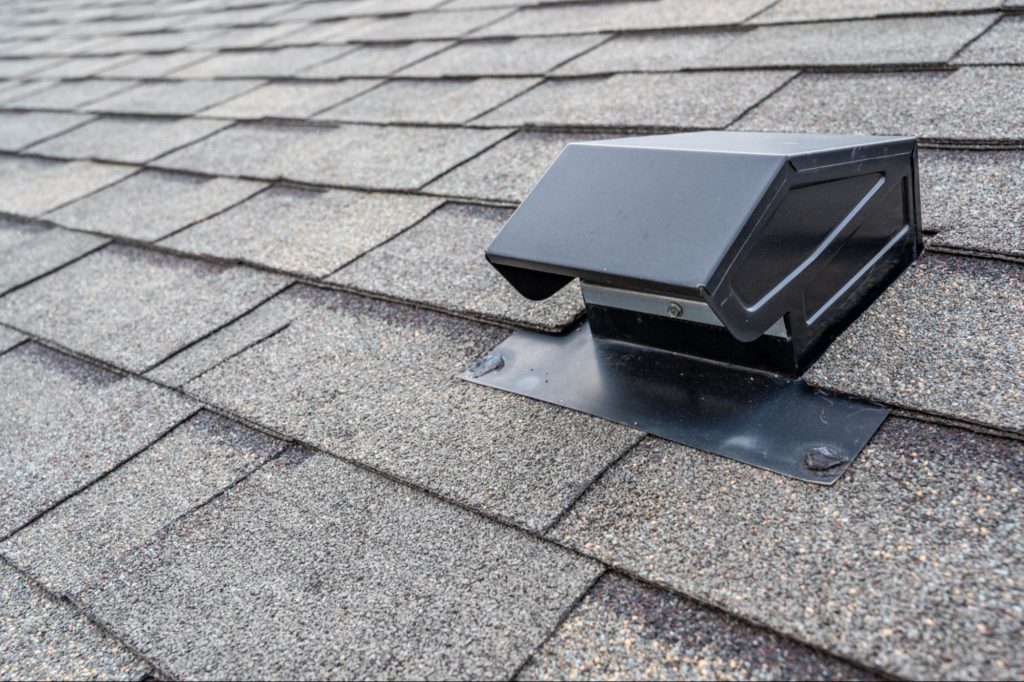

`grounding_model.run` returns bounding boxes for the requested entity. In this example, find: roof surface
[0,0,1021,680]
